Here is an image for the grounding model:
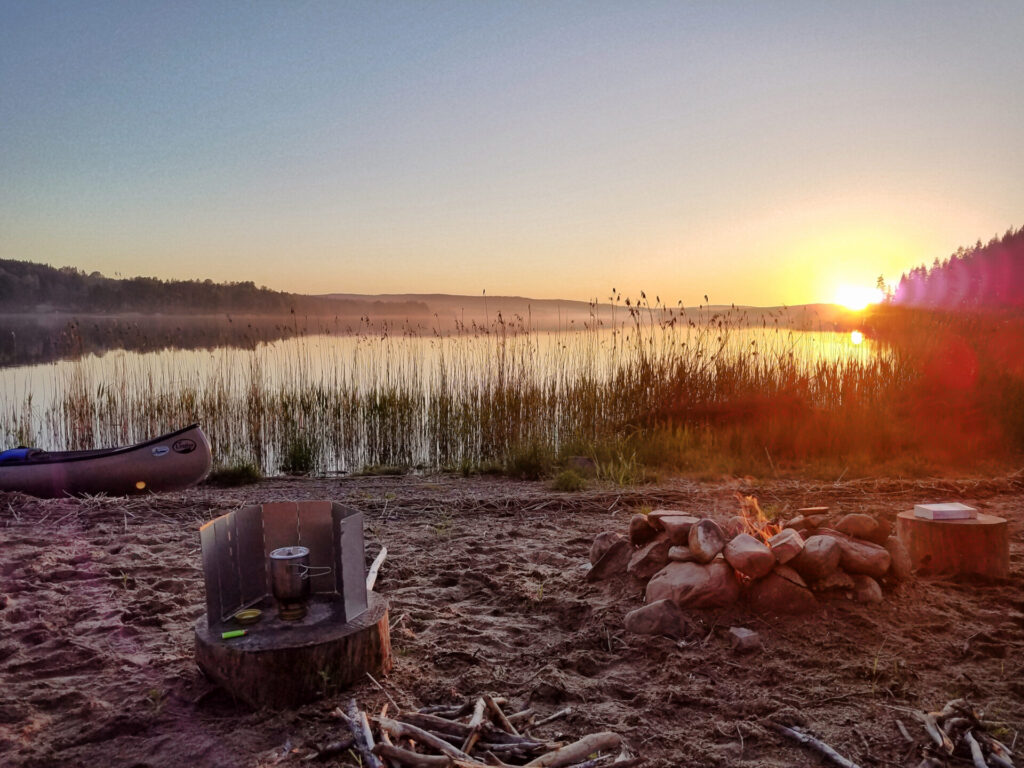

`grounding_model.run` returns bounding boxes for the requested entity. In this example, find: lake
[0,324,883,474]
